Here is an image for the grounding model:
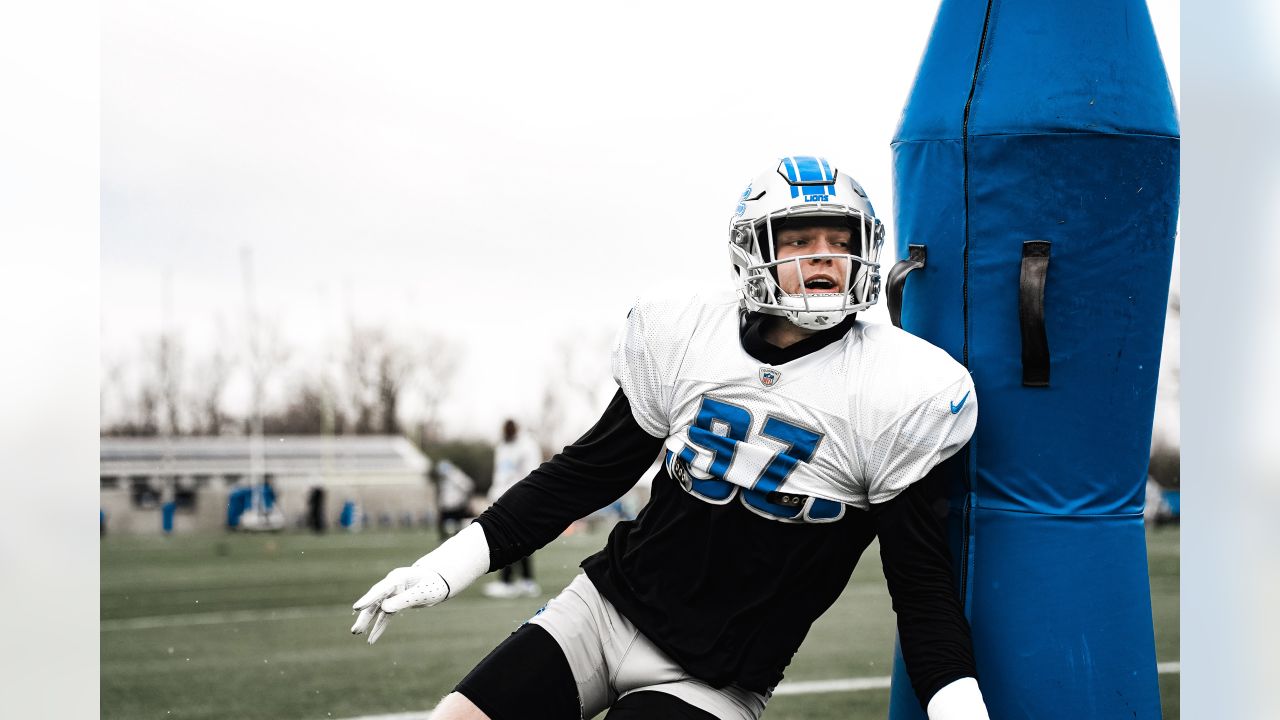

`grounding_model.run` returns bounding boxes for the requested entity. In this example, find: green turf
[102,525,1179,719]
